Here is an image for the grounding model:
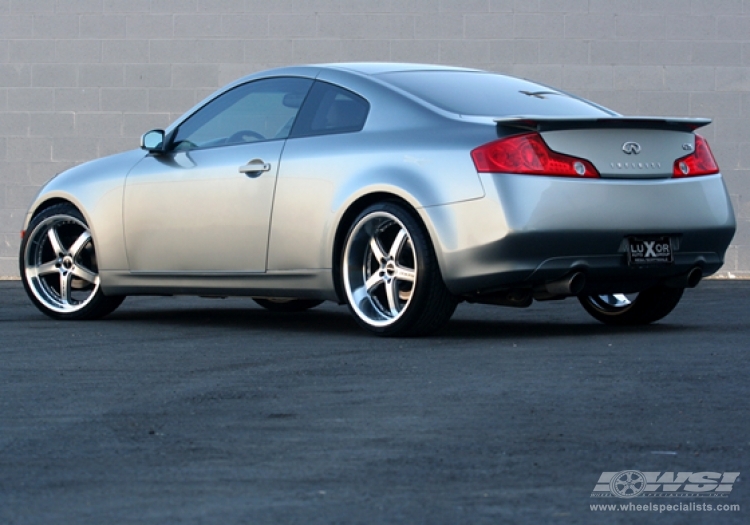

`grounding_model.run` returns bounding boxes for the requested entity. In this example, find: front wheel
[578,286,684,326]
[341,202,457,337]
[20,203,124,320]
